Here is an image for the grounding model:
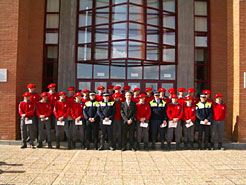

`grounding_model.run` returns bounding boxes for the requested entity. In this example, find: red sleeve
[45,103,52,118]
[167,105,172,120]
[177,106,183,120]
[191,108,196,122]
[18,102,24,116]
[26,103,35,118]
[70,104,76,120]
[136,105,141,121]
[63,103,70,118]
[36,103,41,118]
[145,104,151,120]
[53,102,59,119]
